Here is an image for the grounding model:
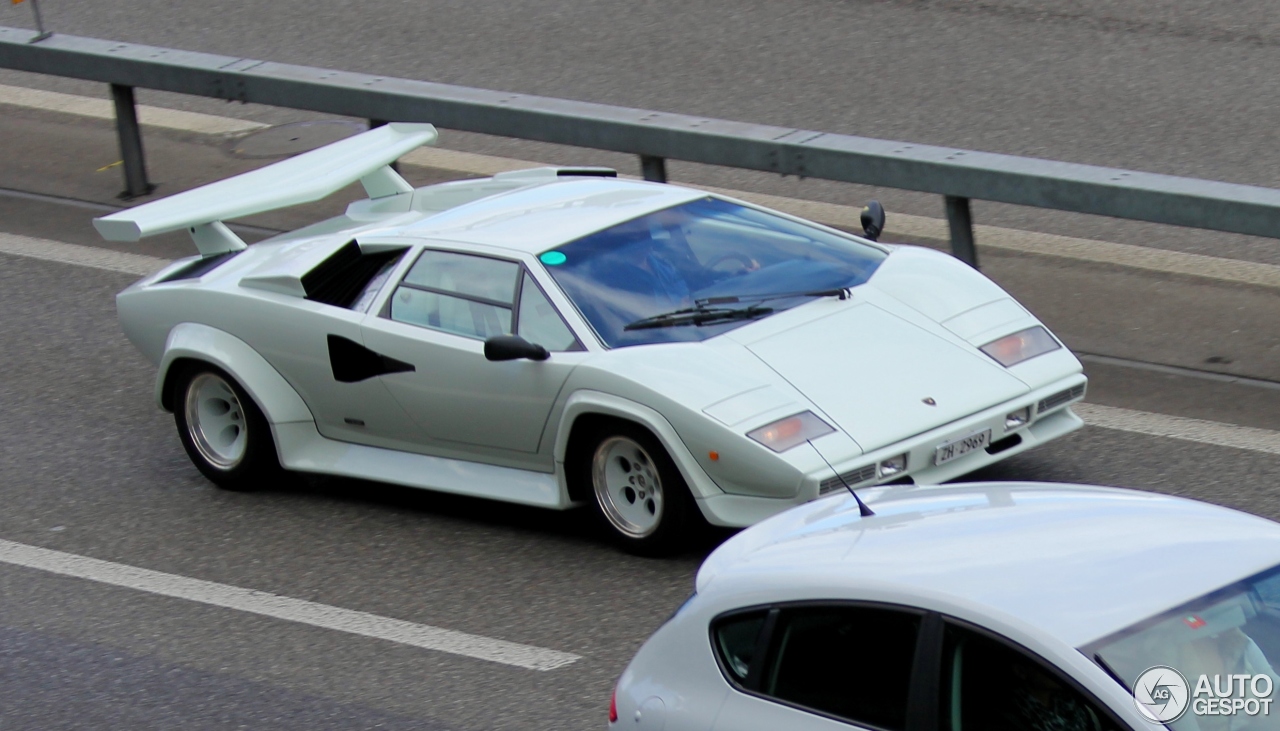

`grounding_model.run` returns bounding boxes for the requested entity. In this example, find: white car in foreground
[612,483,1280,728]
[97,122,1086,554]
